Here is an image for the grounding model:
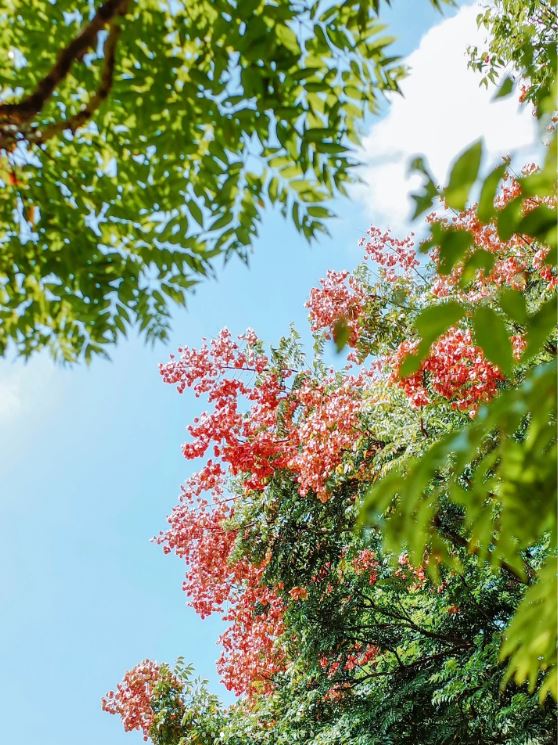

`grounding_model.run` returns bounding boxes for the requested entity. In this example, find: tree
[100,3,556,740]
[467,0,557,112]
[361,56,557,697]
[0,0,415,363]
[103,183,556,741]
